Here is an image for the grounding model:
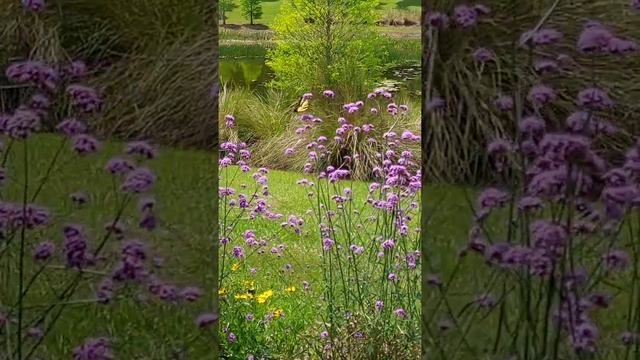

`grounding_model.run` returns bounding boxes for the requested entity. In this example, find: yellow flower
[231,262,240,271]
[256,289,273,304]
[218,287,225,295]
[234,292,254,300]
[285,286,296,293]
[243,280,255,287]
